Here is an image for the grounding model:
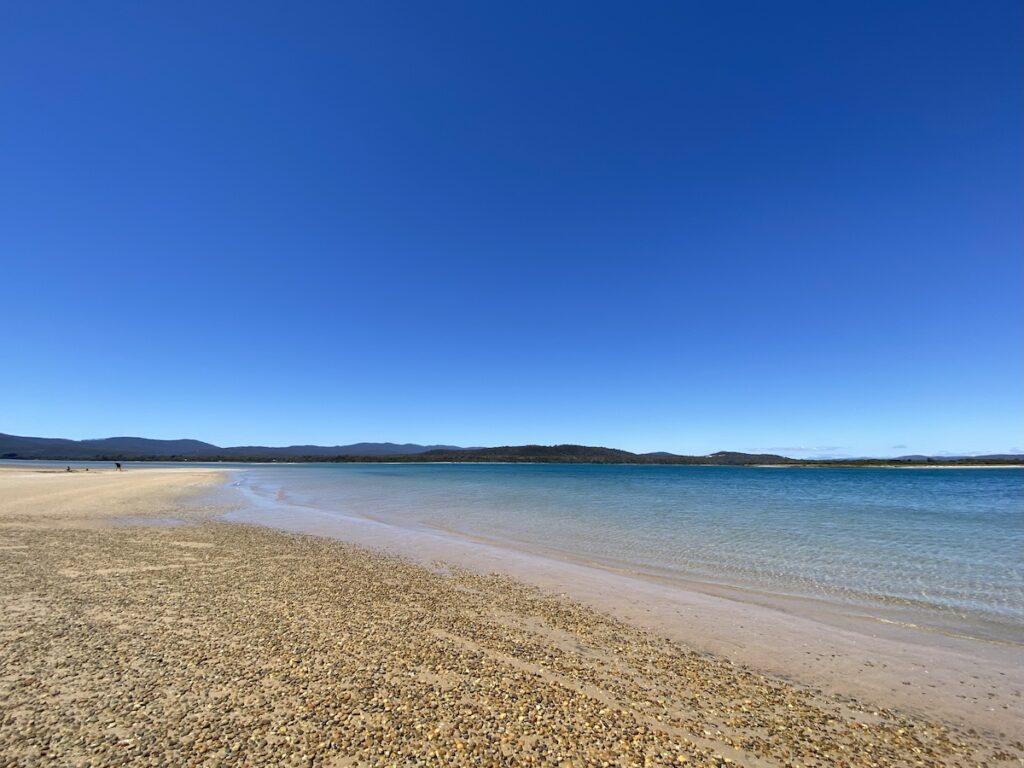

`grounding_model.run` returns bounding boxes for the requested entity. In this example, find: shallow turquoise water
[227,463,1023,638]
